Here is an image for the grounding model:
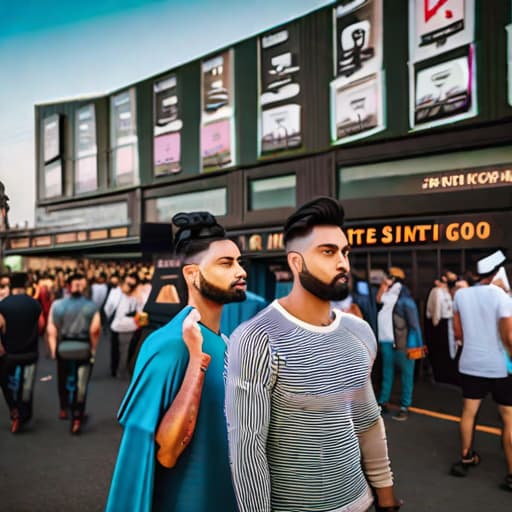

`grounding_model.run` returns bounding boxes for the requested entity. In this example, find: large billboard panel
[201,51,235,171]
[259,25,303,155]
[154,75,182,176]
